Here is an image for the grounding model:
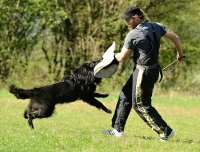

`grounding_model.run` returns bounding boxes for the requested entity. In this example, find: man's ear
[133,15,138,19]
